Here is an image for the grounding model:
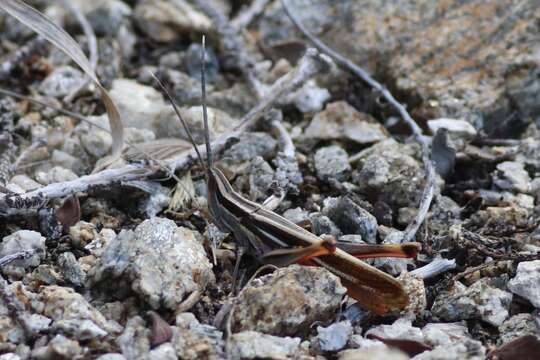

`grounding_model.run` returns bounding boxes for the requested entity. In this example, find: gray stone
[171,314,223,360]
[38,67,85,98]
[0,230,46,278]
[309,213,342,238]
[133,0,211,42]
[412,339,486,360]
[366,317,425,344]
[283,207,309,224]
[155,105,236,142]
[421,322,472,347]
[306,101,388,144]
[314,145,351,182]
[316,321,353,352]
[353,139,425,209]
[7,175,42,192]
[508,260,540,308]
[109,79,169,131]
[149,343,177,360]
[323,197,378,243]
[57,252,85,288]
[498,313,539,345]
[221,133,277,166]
[53,319,107,341]
[431,280,513,326]
[286,79,330,113]
[494,161,531,193]
[39,285,120,338]
[31,334,82,360]
[95,354,126,360]
[117,316,150,360]
[247,157,275,202]
[35,166,77,185]
[338,348,409,360]
[89,218,214,311]
[427,118,477,139]
[231,265,346,336]
[229,331,301,360]
[87,0,131,36]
